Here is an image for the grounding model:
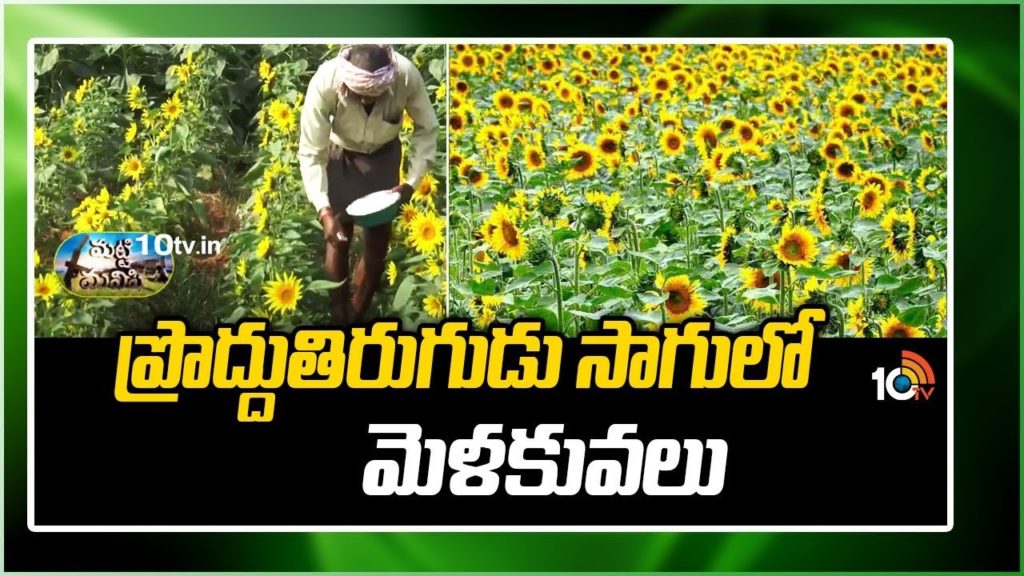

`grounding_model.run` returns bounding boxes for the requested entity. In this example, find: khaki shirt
[298,51,439,212]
